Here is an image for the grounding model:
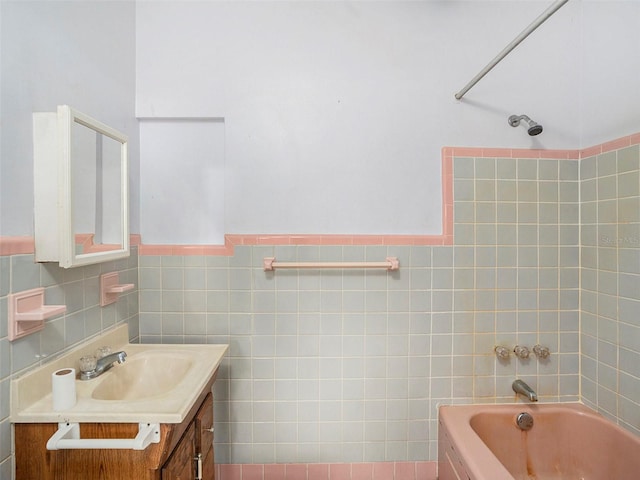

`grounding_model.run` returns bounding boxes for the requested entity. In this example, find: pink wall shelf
[100,272,135,306]
[8,287,66,341]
